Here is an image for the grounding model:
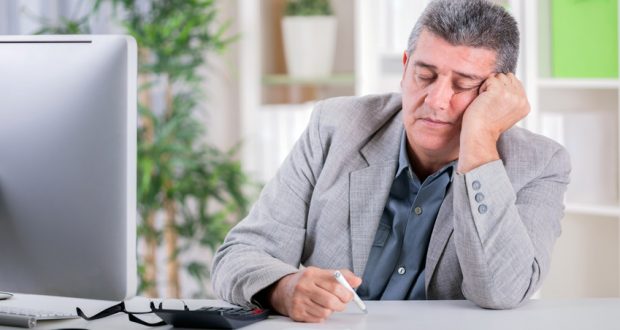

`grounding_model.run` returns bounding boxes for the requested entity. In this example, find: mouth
[418,117,452,127]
